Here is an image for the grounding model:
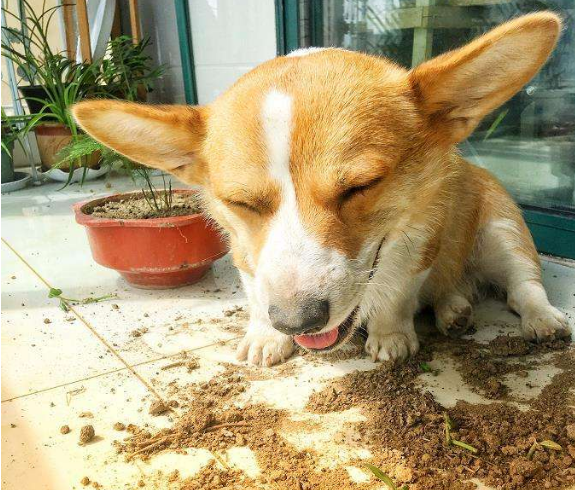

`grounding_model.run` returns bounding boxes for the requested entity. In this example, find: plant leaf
[48,287,62,298]
[540,440,562,451]
[483,109,509,141]
[420,362,432,372]
[527,442,538,459]
[451,439,479,454]
[364,463,397,489]
[59,299,69,312]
